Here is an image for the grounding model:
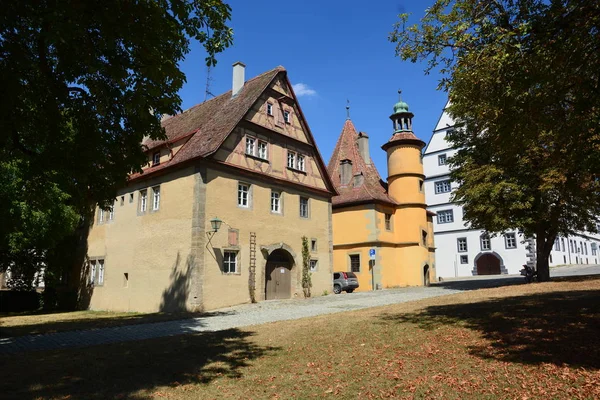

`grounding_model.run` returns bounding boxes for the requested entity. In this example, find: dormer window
[152,152,160,166]
[283,110,290,123]
[267,103,273,116]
